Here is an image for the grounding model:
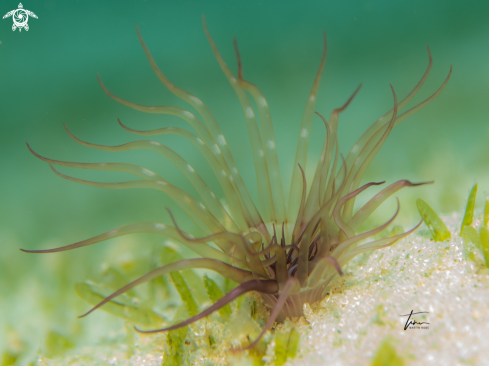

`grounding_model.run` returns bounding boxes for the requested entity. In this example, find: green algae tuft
[460,184,478,236]
[274,321,300,366]
[371,338,405,366]
[480,227,489,268]
[416,198,451,241]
